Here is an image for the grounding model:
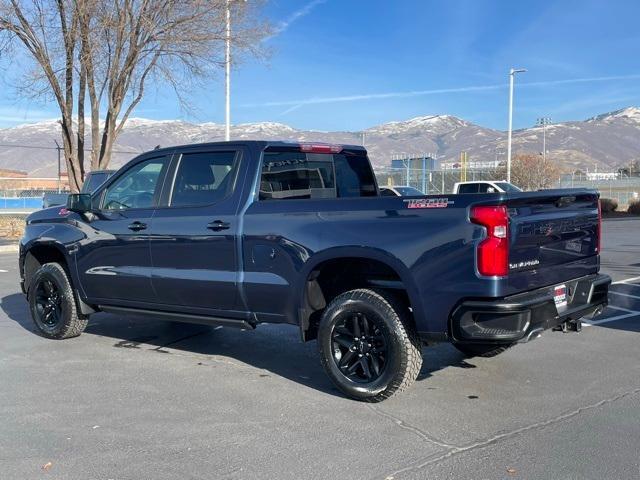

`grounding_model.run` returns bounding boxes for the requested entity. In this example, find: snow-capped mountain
[1,108,639,176]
